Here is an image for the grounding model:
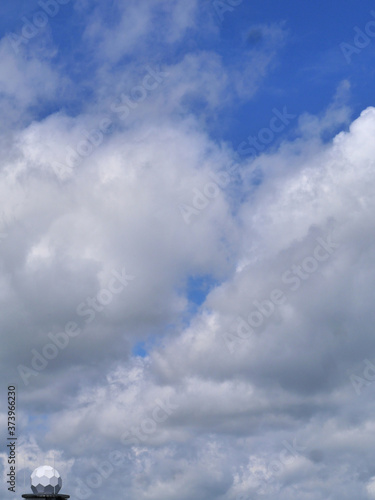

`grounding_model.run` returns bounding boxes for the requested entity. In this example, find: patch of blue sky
[4,1,375,178]
[131,275,220,359]
[213,1,375,145]
[132,341,148,358]
[186,274,219,308]
[27,413,50,432]
[131,331,171,358]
